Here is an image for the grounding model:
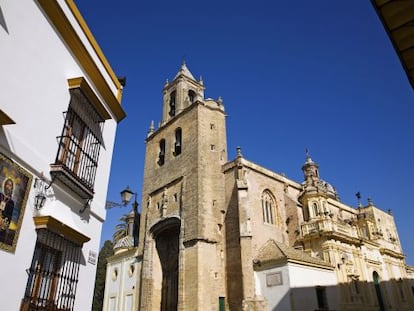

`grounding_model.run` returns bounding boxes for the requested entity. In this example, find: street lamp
[106,186,140,247]
[121,186,134,206]
[106,186,136,208]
